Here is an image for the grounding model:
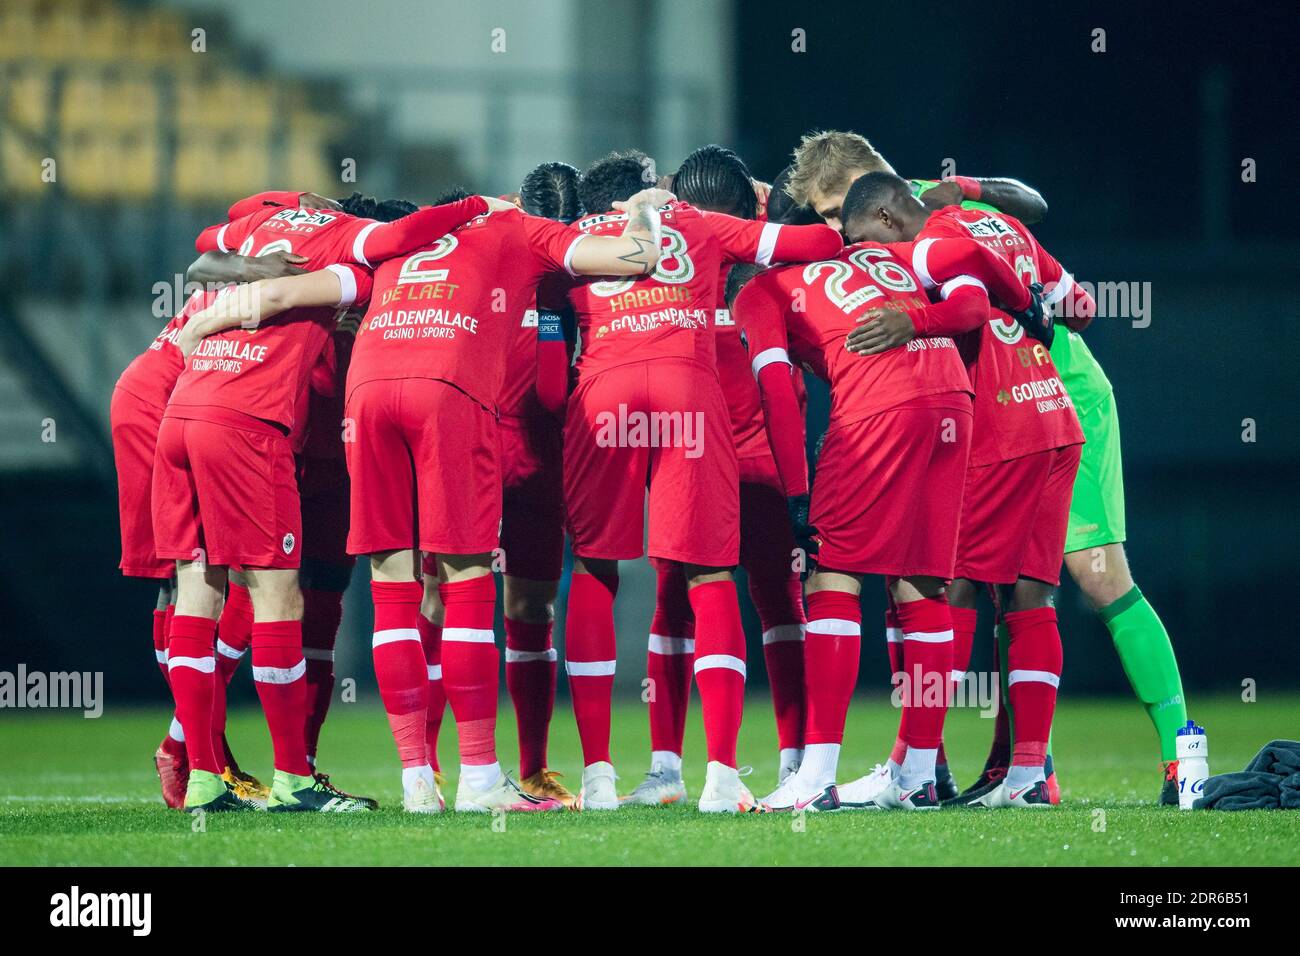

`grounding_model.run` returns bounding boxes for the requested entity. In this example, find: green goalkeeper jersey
[911,179,1114,411]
